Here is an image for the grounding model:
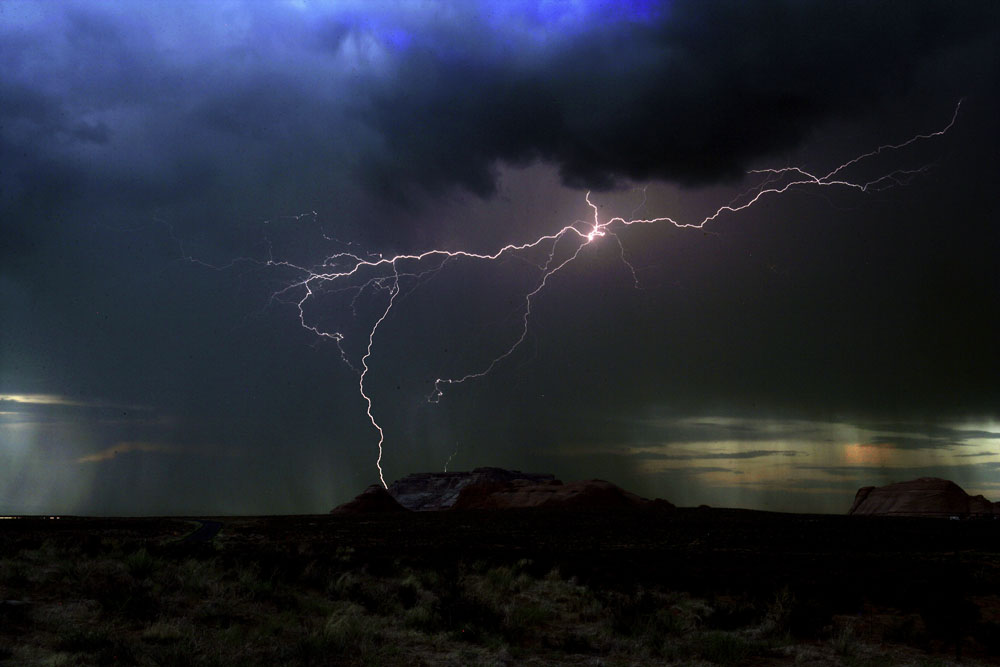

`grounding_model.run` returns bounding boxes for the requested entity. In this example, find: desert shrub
[762,587,794,635]
[561,585,604,621]
[115,583,159,619]
[56,627,115,653]
[427,574,506,642]
[553,631,597,654]
[482,565,532,597]
[603,587,703,641]
[333,545,356,566]
[0,559,29,588]
[124,548,158,580]
[404,602,441,632]
[883,614,927,648]
[53,556,83,585]
[234,561,283,602]
[696,631,758,665]
[603,588,658,637]
[533,569,601,618]
[300,558,336,590]
[502,602,550,642]
[786,595,834,638]
[330,570,400,615]
[260,610,303,639]
[329,569,358,598]
[142,638,202,667]
[397,573,421,609]
[920,593,979,643]
[836,654,897,667]
[175,557,219,595]
[655,637,696,662]
[706,595,763,631]
[650,605,695,637]
[321,604,383,658]
[192,598,241,629]
[416,568,443,591]
[455,566,563,645]
[76,559,158,618]
[77,534,104,556]
[831,624,860,658]
[0,599,31,626]
[141,619,185,644]
[973,620,1000,655]
[446,594,504,641]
